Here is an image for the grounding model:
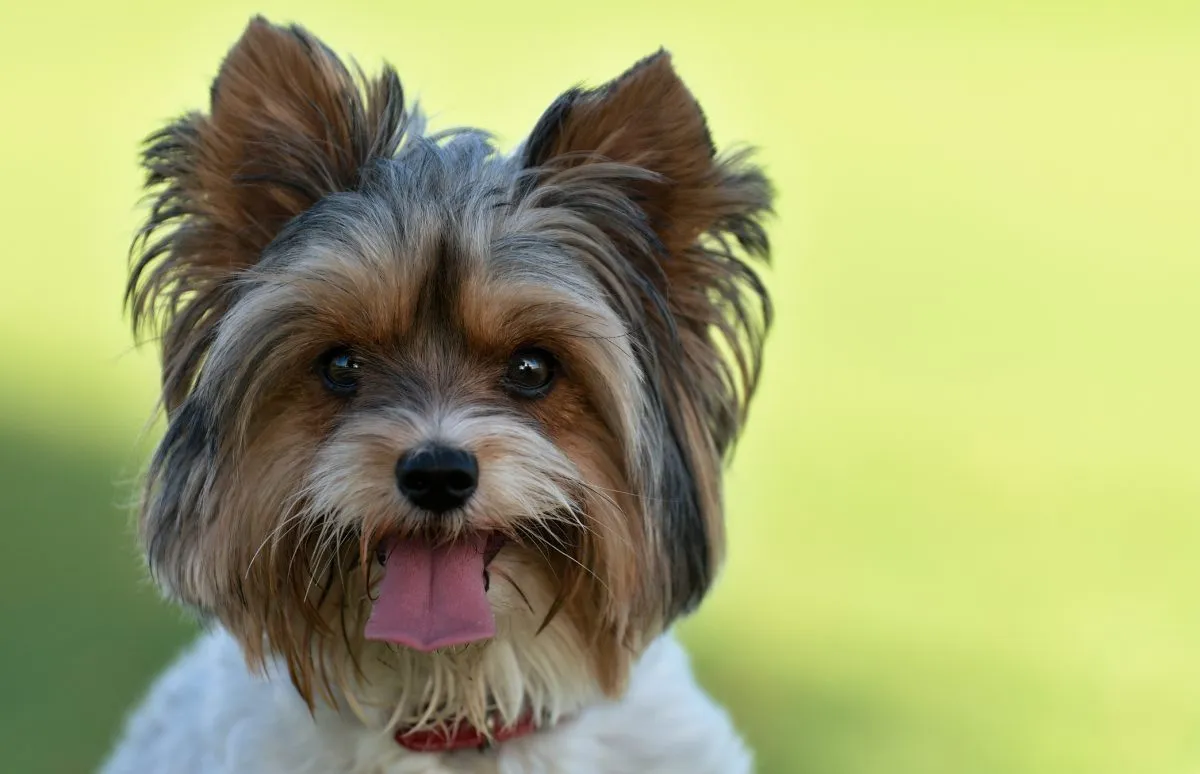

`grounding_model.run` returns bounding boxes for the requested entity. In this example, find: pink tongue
[364,535,496,652]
